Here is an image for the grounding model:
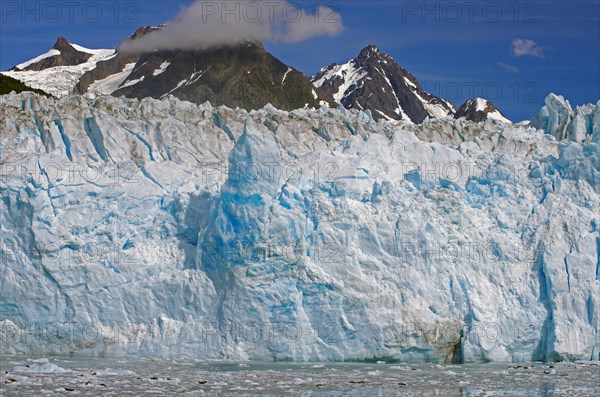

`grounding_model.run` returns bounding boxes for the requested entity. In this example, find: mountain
[3,32,516,122]
[107,39,326,110]
[312,45,455,123]
[74,26,159,97]
[0,74,51,96]
[9,37,95,71]
[1,39,115,98]
[4,28,328,111]
[454,98,511,123]
[0,91,598,361]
